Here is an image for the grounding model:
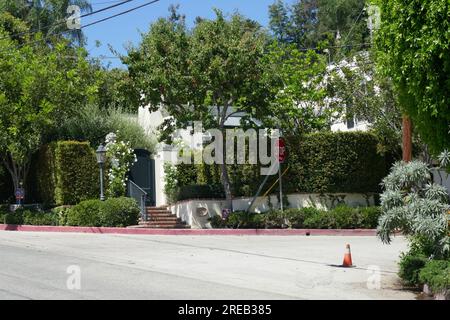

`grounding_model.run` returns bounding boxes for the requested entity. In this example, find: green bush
[398,251,428,286]
[22,210,59,226]
[99,197,140,227]
[209,205,381,229]
[419,260,450,293]
[358,206,382,229]
[176,184,225,202]
[0,209,59,226]
[34,141,100,206]
[66,199,103,227]
[66,197,140,227]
